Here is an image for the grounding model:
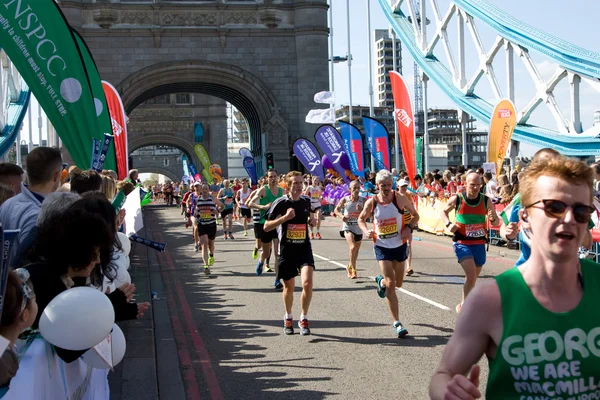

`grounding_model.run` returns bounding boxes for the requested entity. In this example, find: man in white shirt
[483,172,498,198]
